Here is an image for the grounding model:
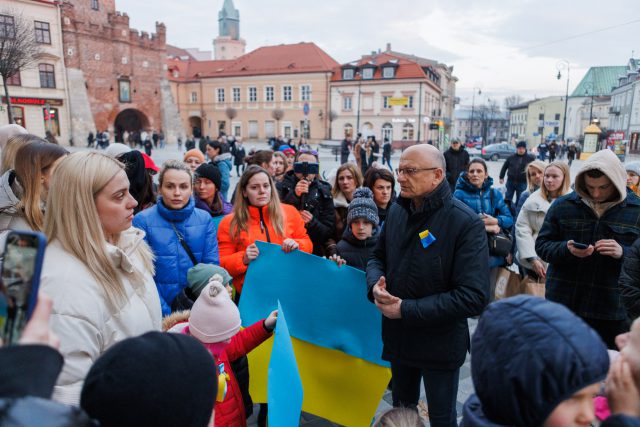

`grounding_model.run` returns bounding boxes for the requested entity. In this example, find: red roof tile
[166,42,339,81]
[330,52,440,83]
